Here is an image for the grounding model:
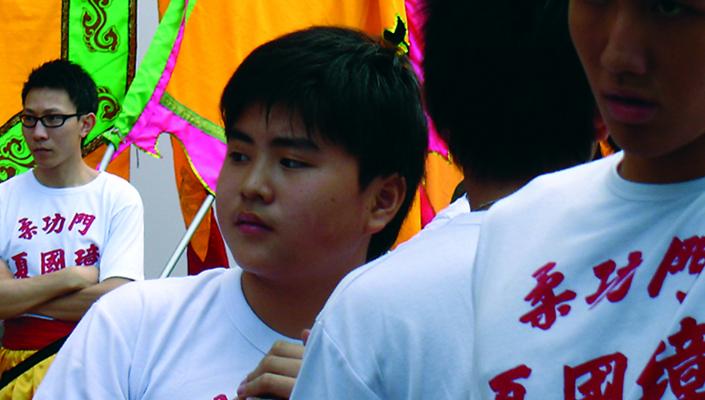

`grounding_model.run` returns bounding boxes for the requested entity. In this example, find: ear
[79,113,96,139]
[364,174,407,235]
